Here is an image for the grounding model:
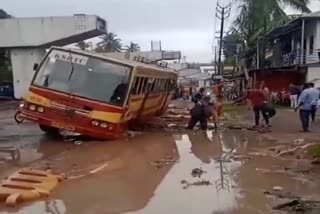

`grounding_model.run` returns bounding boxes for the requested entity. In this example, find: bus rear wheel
[39,125,59,136]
